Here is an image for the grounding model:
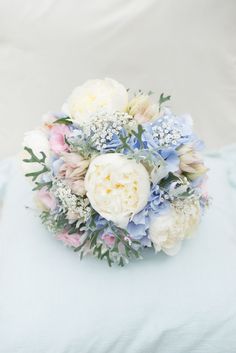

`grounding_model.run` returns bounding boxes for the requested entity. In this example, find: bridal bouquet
[22,78,209,266]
